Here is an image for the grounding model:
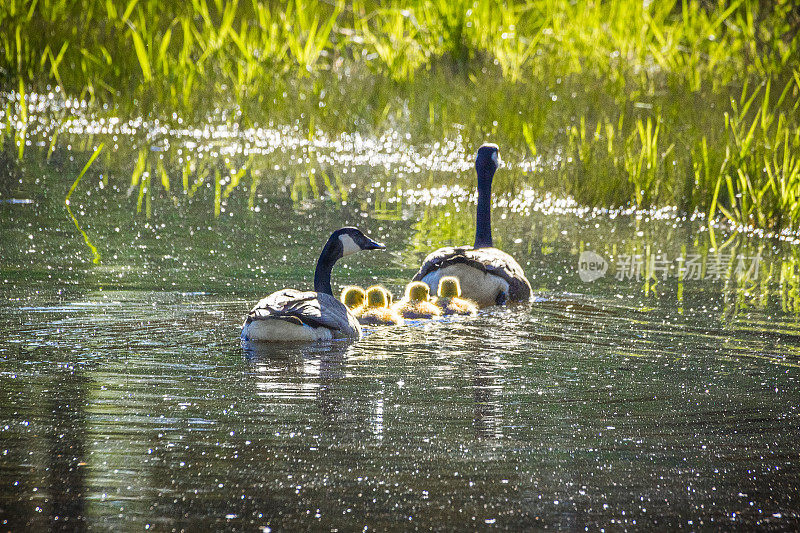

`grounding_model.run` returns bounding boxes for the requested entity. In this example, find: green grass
[1,0,800,230]
[3,0,796,103]
[65,142,104,263]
